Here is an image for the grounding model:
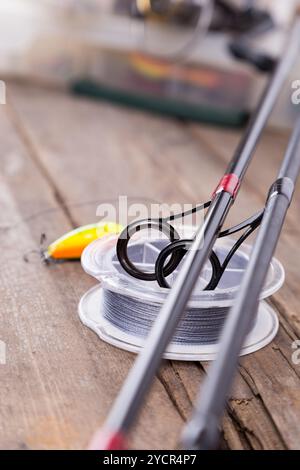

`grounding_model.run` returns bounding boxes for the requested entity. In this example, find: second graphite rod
[90,19,300,450]
[181,116,300,450]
